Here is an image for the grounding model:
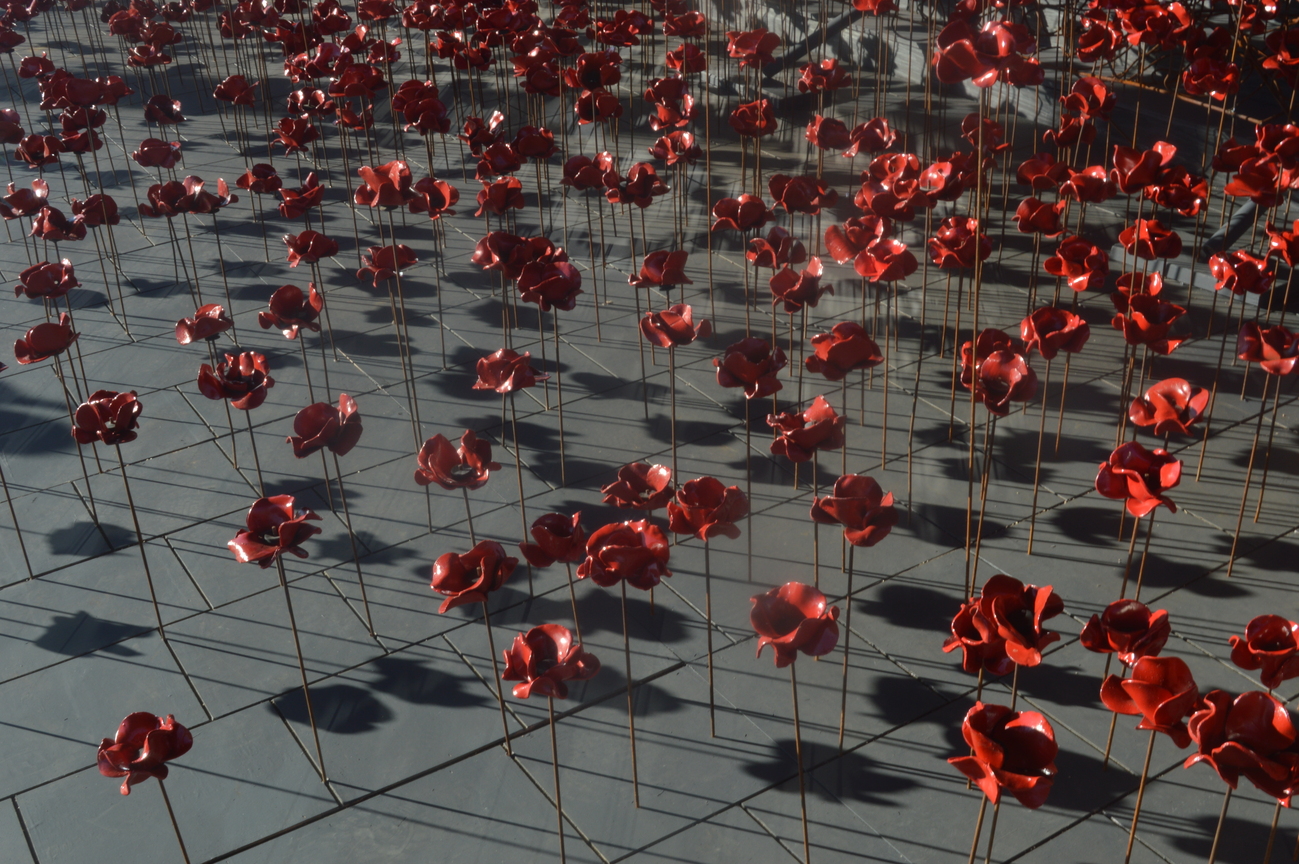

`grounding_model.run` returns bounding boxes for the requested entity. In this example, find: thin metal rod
[275,554,327,783]
[705,541,715,737]
[1124,729,1157,864]
[838,544,854,750]
[791,662,810,864]
[115,446,164,633]
[621,580,640,807]
[463,487,477,545]
[332,453,374,639]
[1207,786,1233,864]
[0,458,33,579]
[549,696,566,864]
[482,600,513,756]
[967,796,989,864]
